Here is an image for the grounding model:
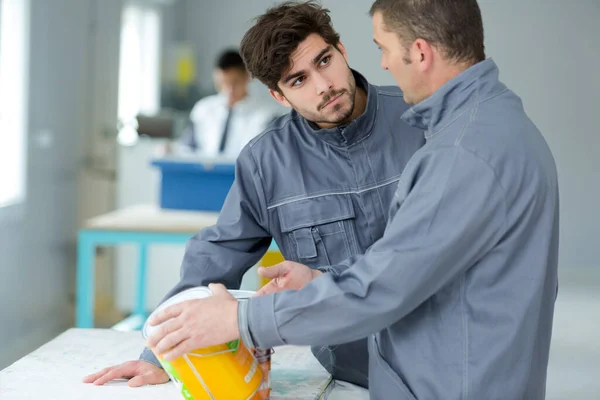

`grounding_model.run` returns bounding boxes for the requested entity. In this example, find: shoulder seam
[247,113,300,149]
